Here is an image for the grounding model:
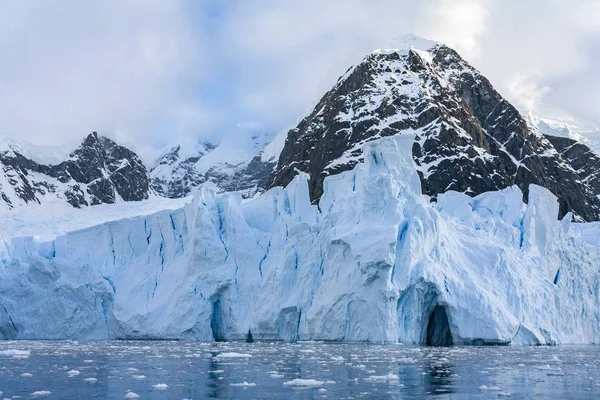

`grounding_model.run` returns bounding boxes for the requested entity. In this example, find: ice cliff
[1,134,599,345]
